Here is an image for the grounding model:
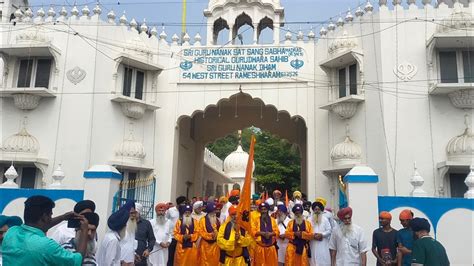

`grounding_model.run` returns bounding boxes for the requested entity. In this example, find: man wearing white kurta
[309,201,332,266]
[329,207,369,266]
[120,204,140,265]
[275,205,291,266]
[149,203,172,266]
